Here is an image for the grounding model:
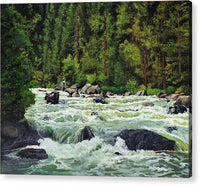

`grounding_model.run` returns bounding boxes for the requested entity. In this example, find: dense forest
[1,1,192,121]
